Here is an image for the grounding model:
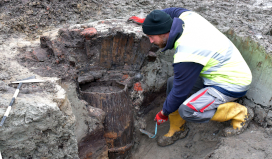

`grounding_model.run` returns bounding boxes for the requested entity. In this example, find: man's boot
[211,102,254,137]
[157,110,189,146]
